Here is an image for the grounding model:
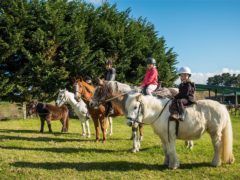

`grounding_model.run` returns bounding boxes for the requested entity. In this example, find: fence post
[22,102,27,119]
